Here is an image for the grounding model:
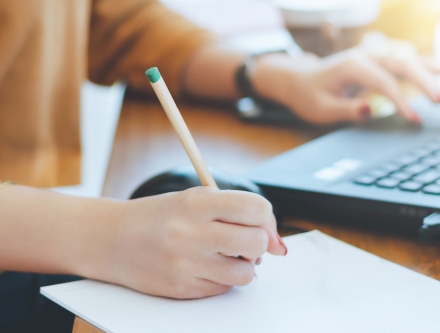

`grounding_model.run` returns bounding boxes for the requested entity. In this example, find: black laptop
[245,96,440,233]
